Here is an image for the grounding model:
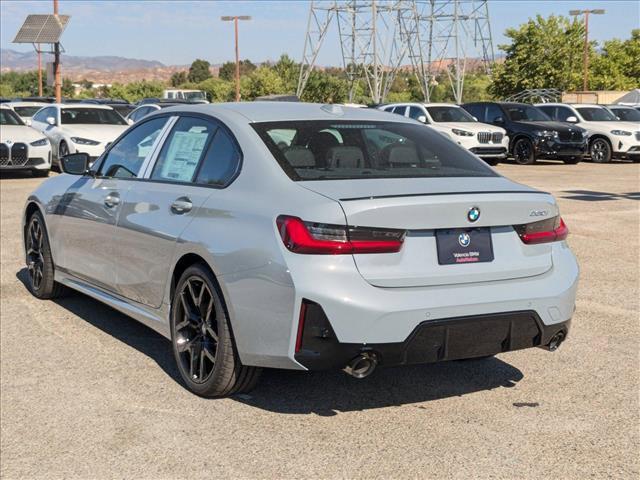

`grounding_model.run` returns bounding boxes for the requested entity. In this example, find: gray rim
[174,276,219,384]
[591,140,608,162]
[26,218,45,291]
